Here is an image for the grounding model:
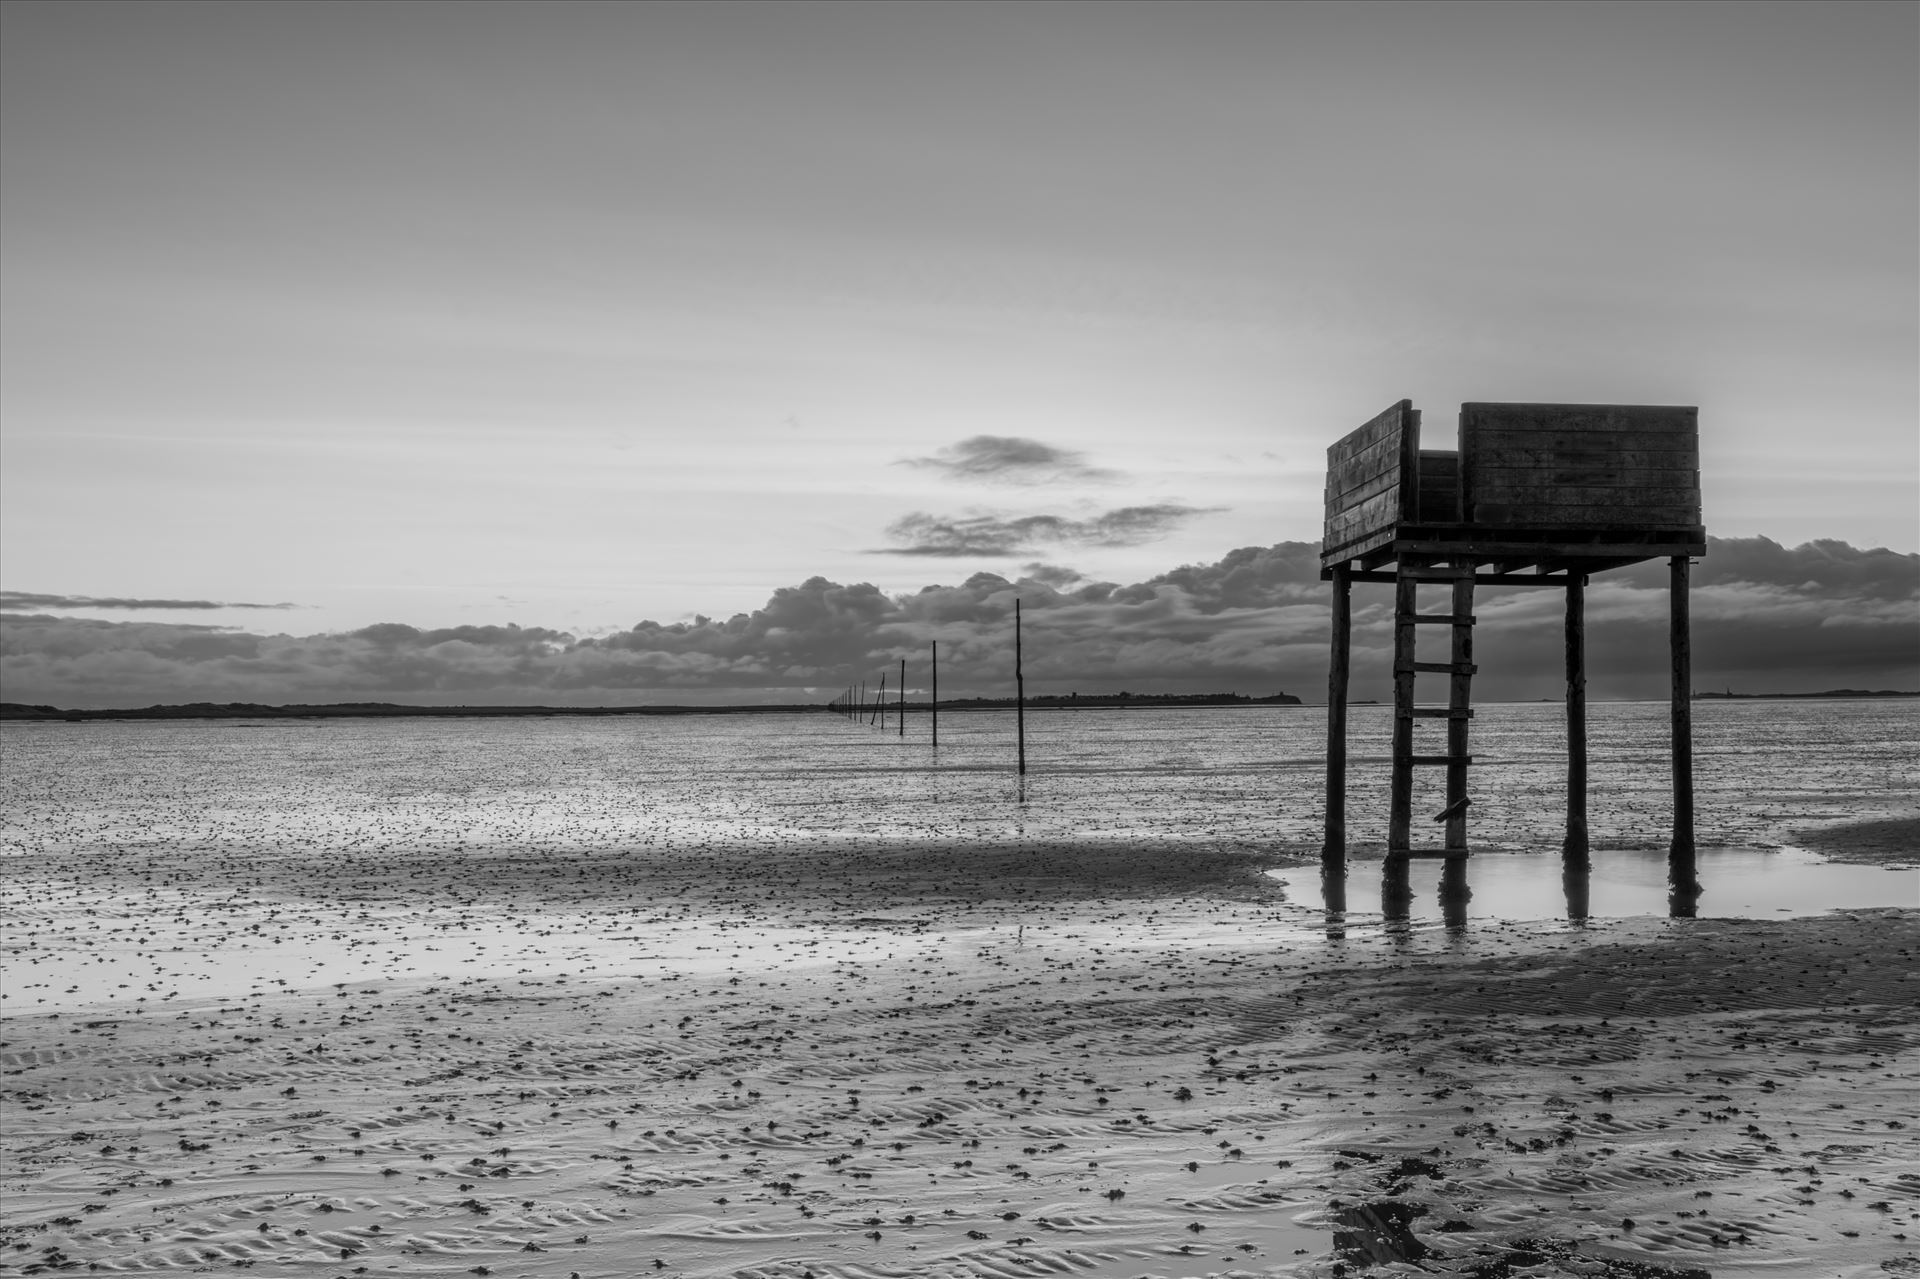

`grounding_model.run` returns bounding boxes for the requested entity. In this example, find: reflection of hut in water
[1318,401,1707,920]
